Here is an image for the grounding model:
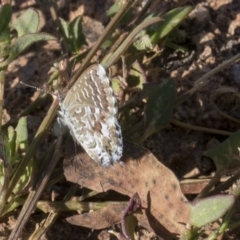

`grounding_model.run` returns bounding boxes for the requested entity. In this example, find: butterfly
[57,63,123,166]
